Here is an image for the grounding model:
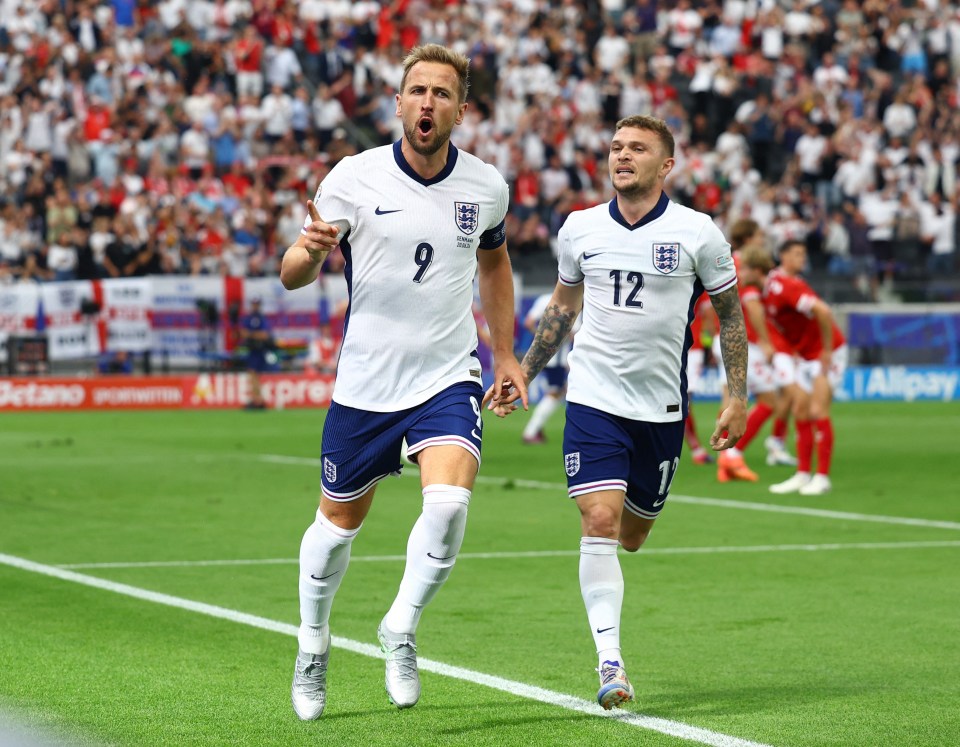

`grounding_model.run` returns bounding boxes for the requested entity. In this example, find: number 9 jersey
[303,141,509,412]
[556,192,736,422]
